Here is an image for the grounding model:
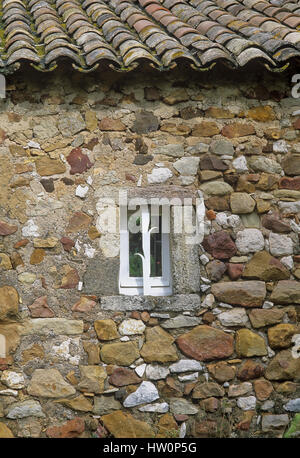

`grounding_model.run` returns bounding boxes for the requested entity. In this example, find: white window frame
[119,203,172,296]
